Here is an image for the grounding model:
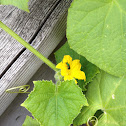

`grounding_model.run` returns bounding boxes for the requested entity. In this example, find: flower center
[66,62,70,69]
